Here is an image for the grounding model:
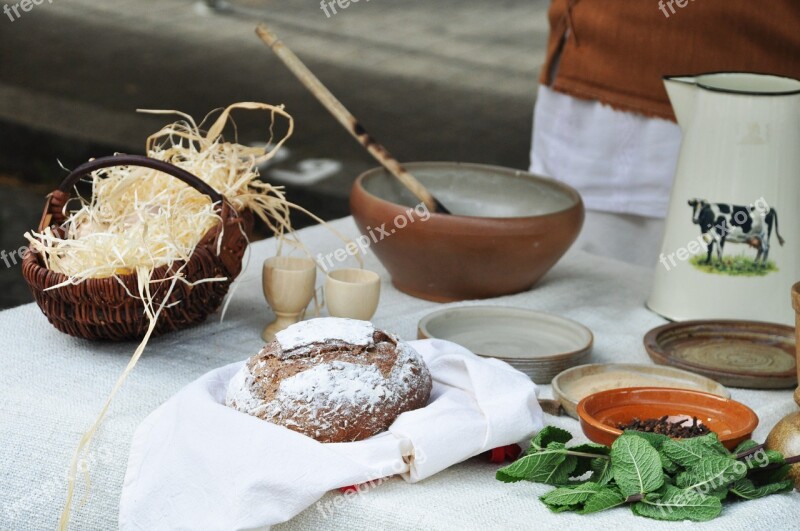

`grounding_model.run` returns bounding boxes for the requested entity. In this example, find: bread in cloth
[226,317,432,443]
